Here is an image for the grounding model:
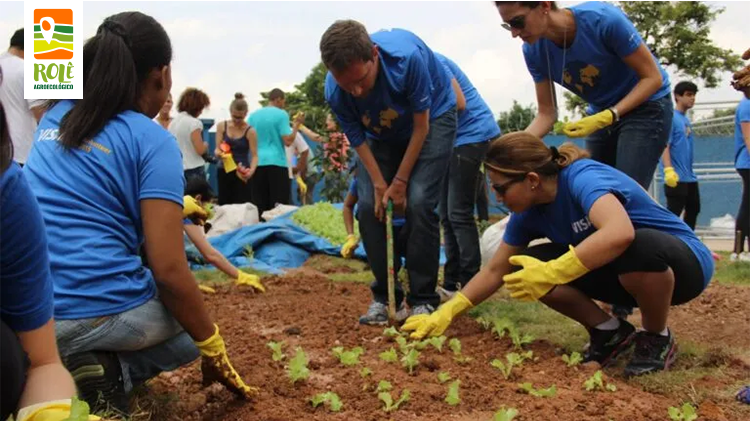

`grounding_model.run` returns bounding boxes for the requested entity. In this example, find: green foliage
[428,335,447,352]
[437,372,452,384]
[378,389,410,412]
[509,328,534,350]
[395,336,410,354]
[243,244,254,260]
[493,407,519,421]
[491,352,529,380]
[445,380,461,406]
[563,92,589,119]
[331,346,364,366]
[490,318,515,339]
[401,349,420,374]
[287,347,310,384]
[267,341,286,362]
[310,391,342,412]
[562,351,583,367]
[668,403,698,421]
[65,396,91,421]
[379,347,398,363]
[497,100,536,133]
[292,202,358,245]
[583,370,617,392]
[360,367,372,378]
[518,382,557,398]
[448,338,462,355]
[376,380,393,393]
[383,326,402,338]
